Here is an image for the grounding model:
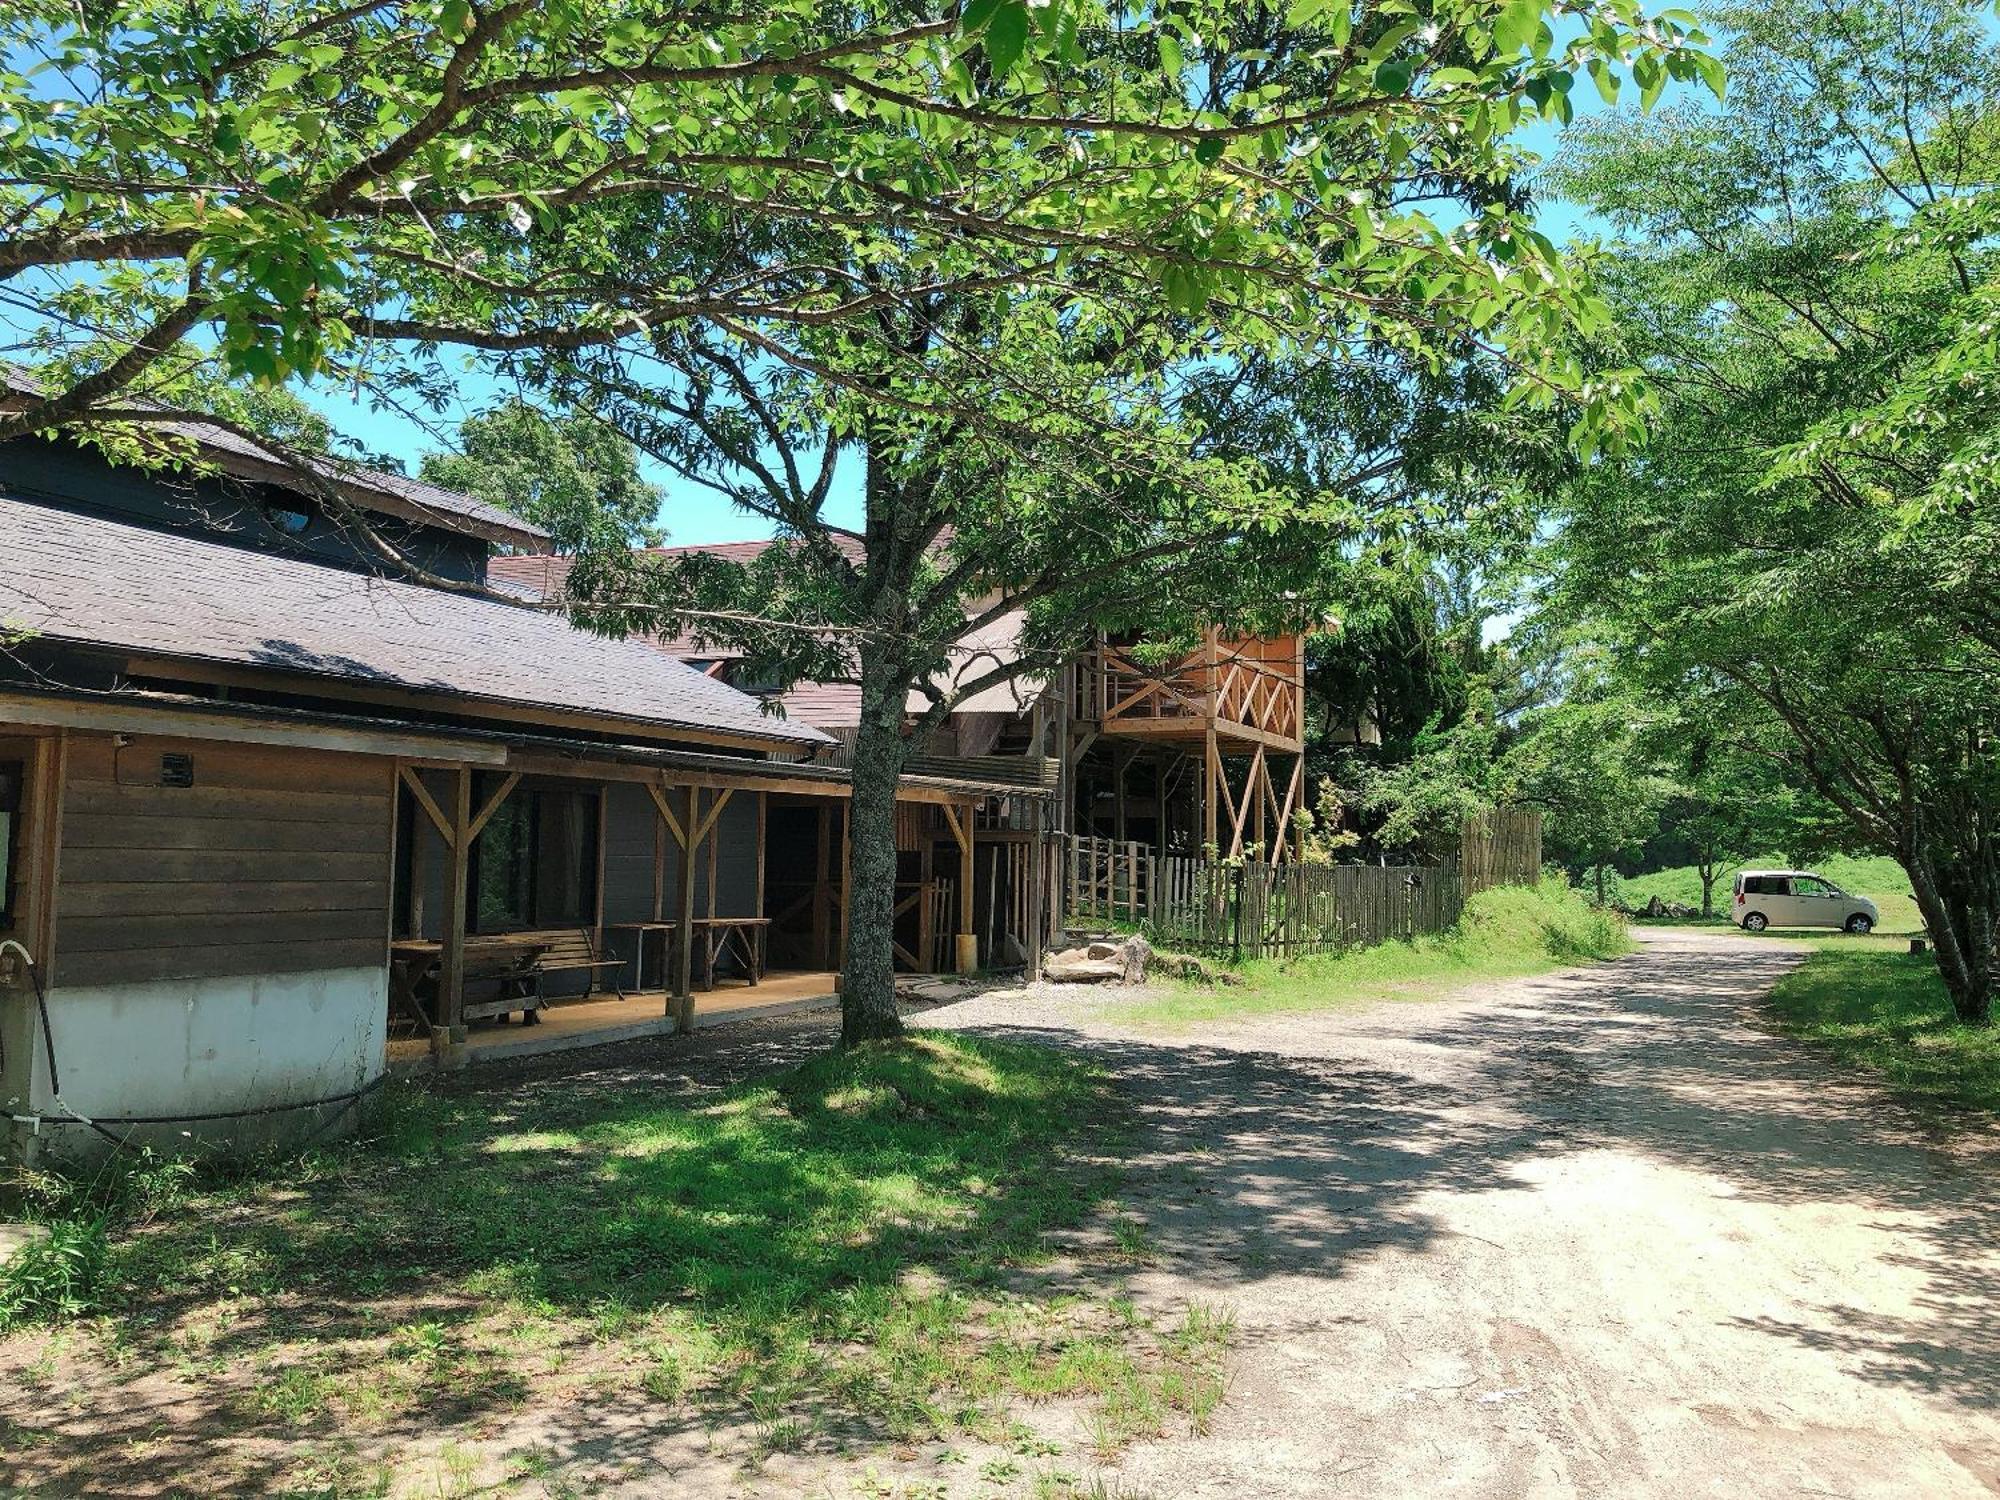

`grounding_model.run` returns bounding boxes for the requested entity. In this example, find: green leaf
[1158,32,1183,77]
[983,1,1030,75]
[1195,135,1226,165]
[1159,260,1209,315]
[960,0,1005,34]
[1374,58,1413,95]
[1492,0,1542,56]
